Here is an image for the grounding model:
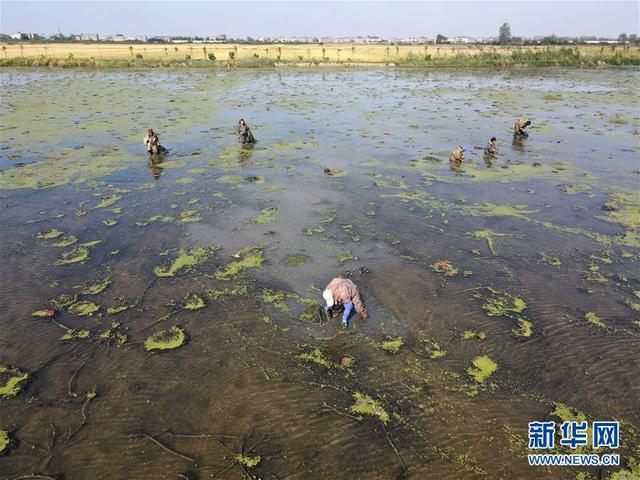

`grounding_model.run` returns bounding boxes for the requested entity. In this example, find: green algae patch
[32,309,55,318]
[154,246,218,277]
[214,249,264,281]
[337,250,357,263]
[99,322,128,345]
[60,329,91,341]
[51,235,78,248]
[467,356,497,384]
[49,293,76,309]
[235,454,261,469]
[96,194,122,209]
[80,278,111,295]
[461,330,486,340]
[285,254,310,266]
[68,301,100,316]
[540,251,561,266]
[261,289,289,312]
[36,228,63,240]
[305,226,325,236]
[106,304,129,315]
[217,174,244,184]
[206,285,248,300]
[0,430,10,455]
[103,218,117,227]
[596,191,640,229]
[464,162,571,183]
[178,209,202,223]
[349,392,390,424]
[474,288,532,337]
[78,240,103,248]
[550,402,588,424]
[299,347,332,368]
[175,177,194,185]
[250,206,278,224]
[432,260,458,277]
[585,312,606,328]
[472,230,507,256]
[55,247,89,266]
[183,293,206,310]
[0,364,29,397]
[144,326,187,352]
[380,337,403,354]
[476,288,526,317]
[466,203,538,218]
